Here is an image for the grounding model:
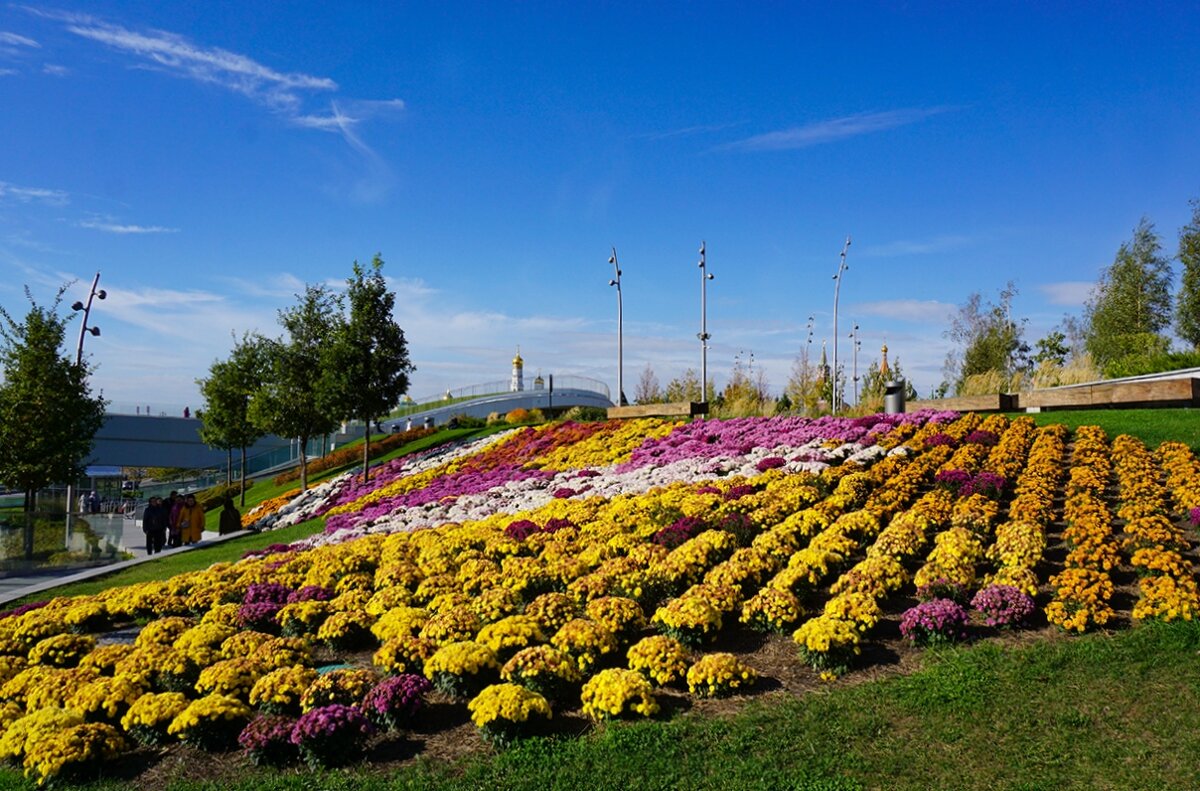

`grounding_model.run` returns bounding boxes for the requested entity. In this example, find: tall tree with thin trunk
[633,363,662,404]
[943,282,1028,394]
[250,285,342,492]
[1176,200,1200,350]
[321,255,414,482]
[197,333,269,505]
[0,286,107,513]
[1084,217,1173,373]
